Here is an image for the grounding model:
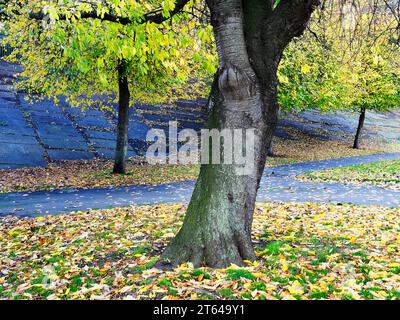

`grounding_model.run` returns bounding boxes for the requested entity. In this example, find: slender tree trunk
[353,107,366,149]
[113,60,130,174]
[161,0,319,268]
